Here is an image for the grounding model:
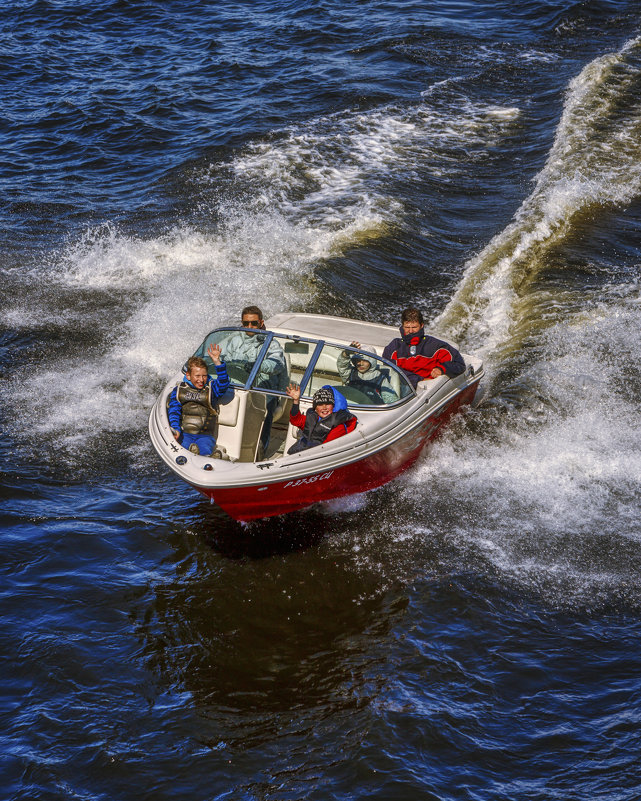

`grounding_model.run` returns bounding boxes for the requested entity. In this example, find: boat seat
[270,394,292,425]
[269,350,291,423]
[213,389,267,462]
[282,406,307,455]
[217,390,239,426]
[238,391,267,462]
